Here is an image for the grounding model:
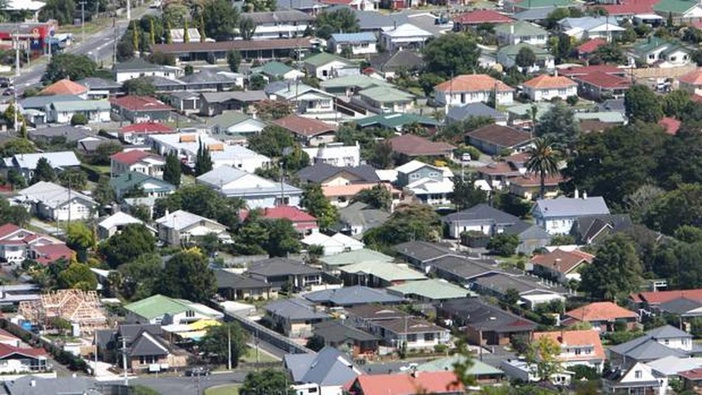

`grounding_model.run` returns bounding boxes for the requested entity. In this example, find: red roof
[630,289,702,305]
[345,372,463,395]
[40,79,89,96]
[389,134,455,157]
[659,117,681,135]
[559,65,625,78]
[565,301,638,323]
[577,38,607,54]
[509,173,565,187]
[110,150,162,165]
[680,368,702,380]
[533,330,606,362]
[120,122,174,134]
[574,71,631,89]
[111,96,172,112]
[0,223,21,239]
[262,206,317,223]
[33,244,74,265]
[453,10,513,25]
[0,343,47,359]
[273,115,337,138]
[591,0,655,16]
